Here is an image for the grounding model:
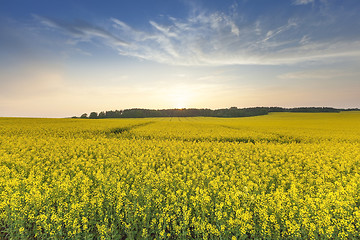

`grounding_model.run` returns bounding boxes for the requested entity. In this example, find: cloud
[263,19,297,42]
[35,3,360,66]
[110,10,286,65]
[110,10,360,66]
[34,15,128,47]
[292,0,314,5]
